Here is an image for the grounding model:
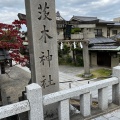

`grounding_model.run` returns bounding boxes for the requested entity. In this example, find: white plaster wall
[110,28,120,37]
[57,30,64,39]
[78,24,96,28]
[86,32,95,38]
[71,33,83,39]
[113,17,120,22]
[96,26,108,37]
[90,52,97,66]
[111,55,119,68]
[83,28,95,39]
